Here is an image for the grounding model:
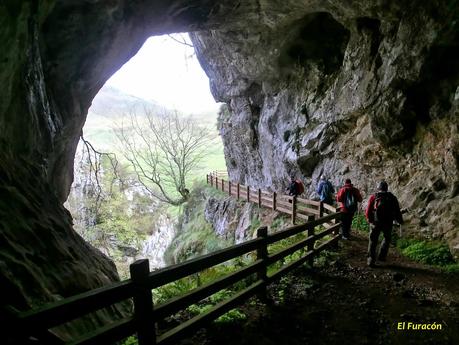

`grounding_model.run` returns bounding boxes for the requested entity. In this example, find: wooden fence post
[291,197,297,224]
[221,179,225,192]
[206,174,208,185]
[130,259,155,345]
[247,186,250,202]
[256,226,268,301]
[210,174,213,187]
[333,213,342,249]
[272,191,277,211]
[229,181,232,196]
[237,183,240,200]
[319,202,324,218]
[215,176,218,190]
[258,188,262,207]
[307,225,315,267]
